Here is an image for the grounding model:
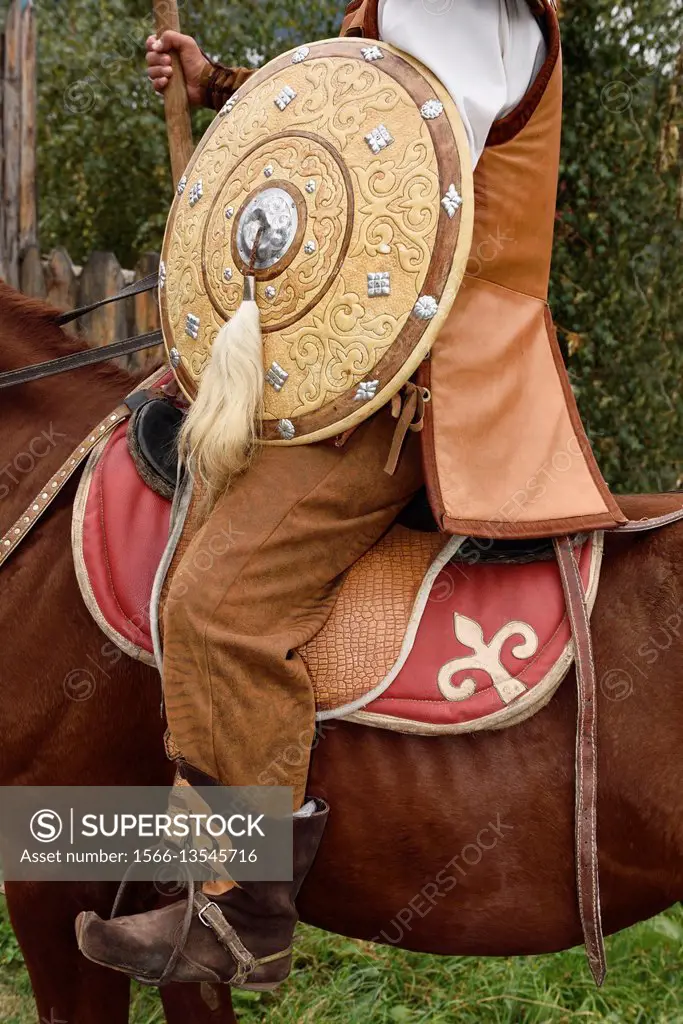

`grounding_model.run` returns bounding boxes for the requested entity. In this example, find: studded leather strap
[554,537,606,987]
[0,404,131,569]
[0,389,162,571]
